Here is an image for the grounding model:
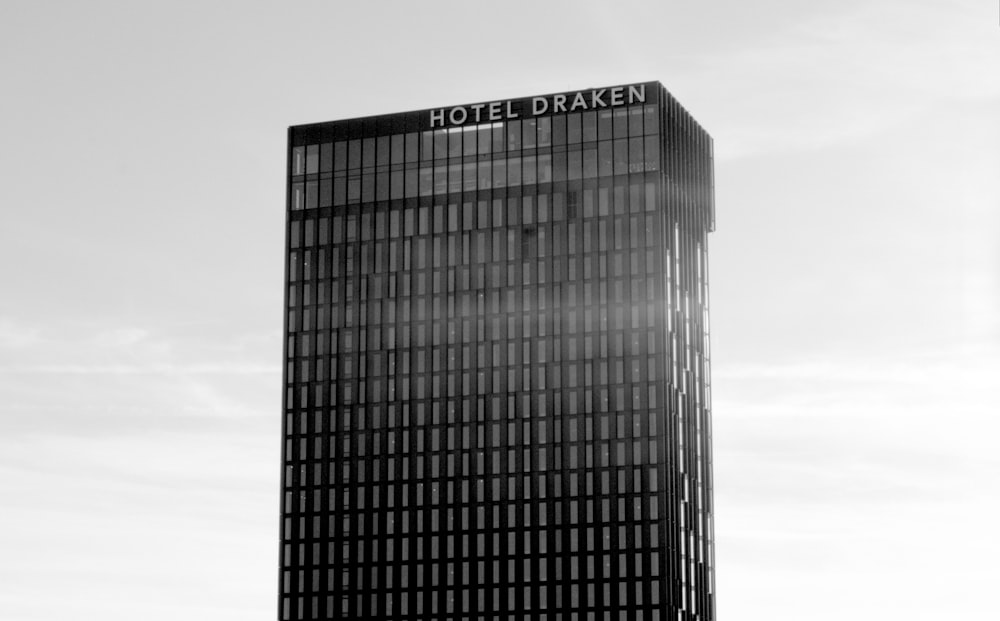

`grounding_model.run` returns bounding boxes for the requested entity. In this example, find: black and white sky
[1,1,998,619]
